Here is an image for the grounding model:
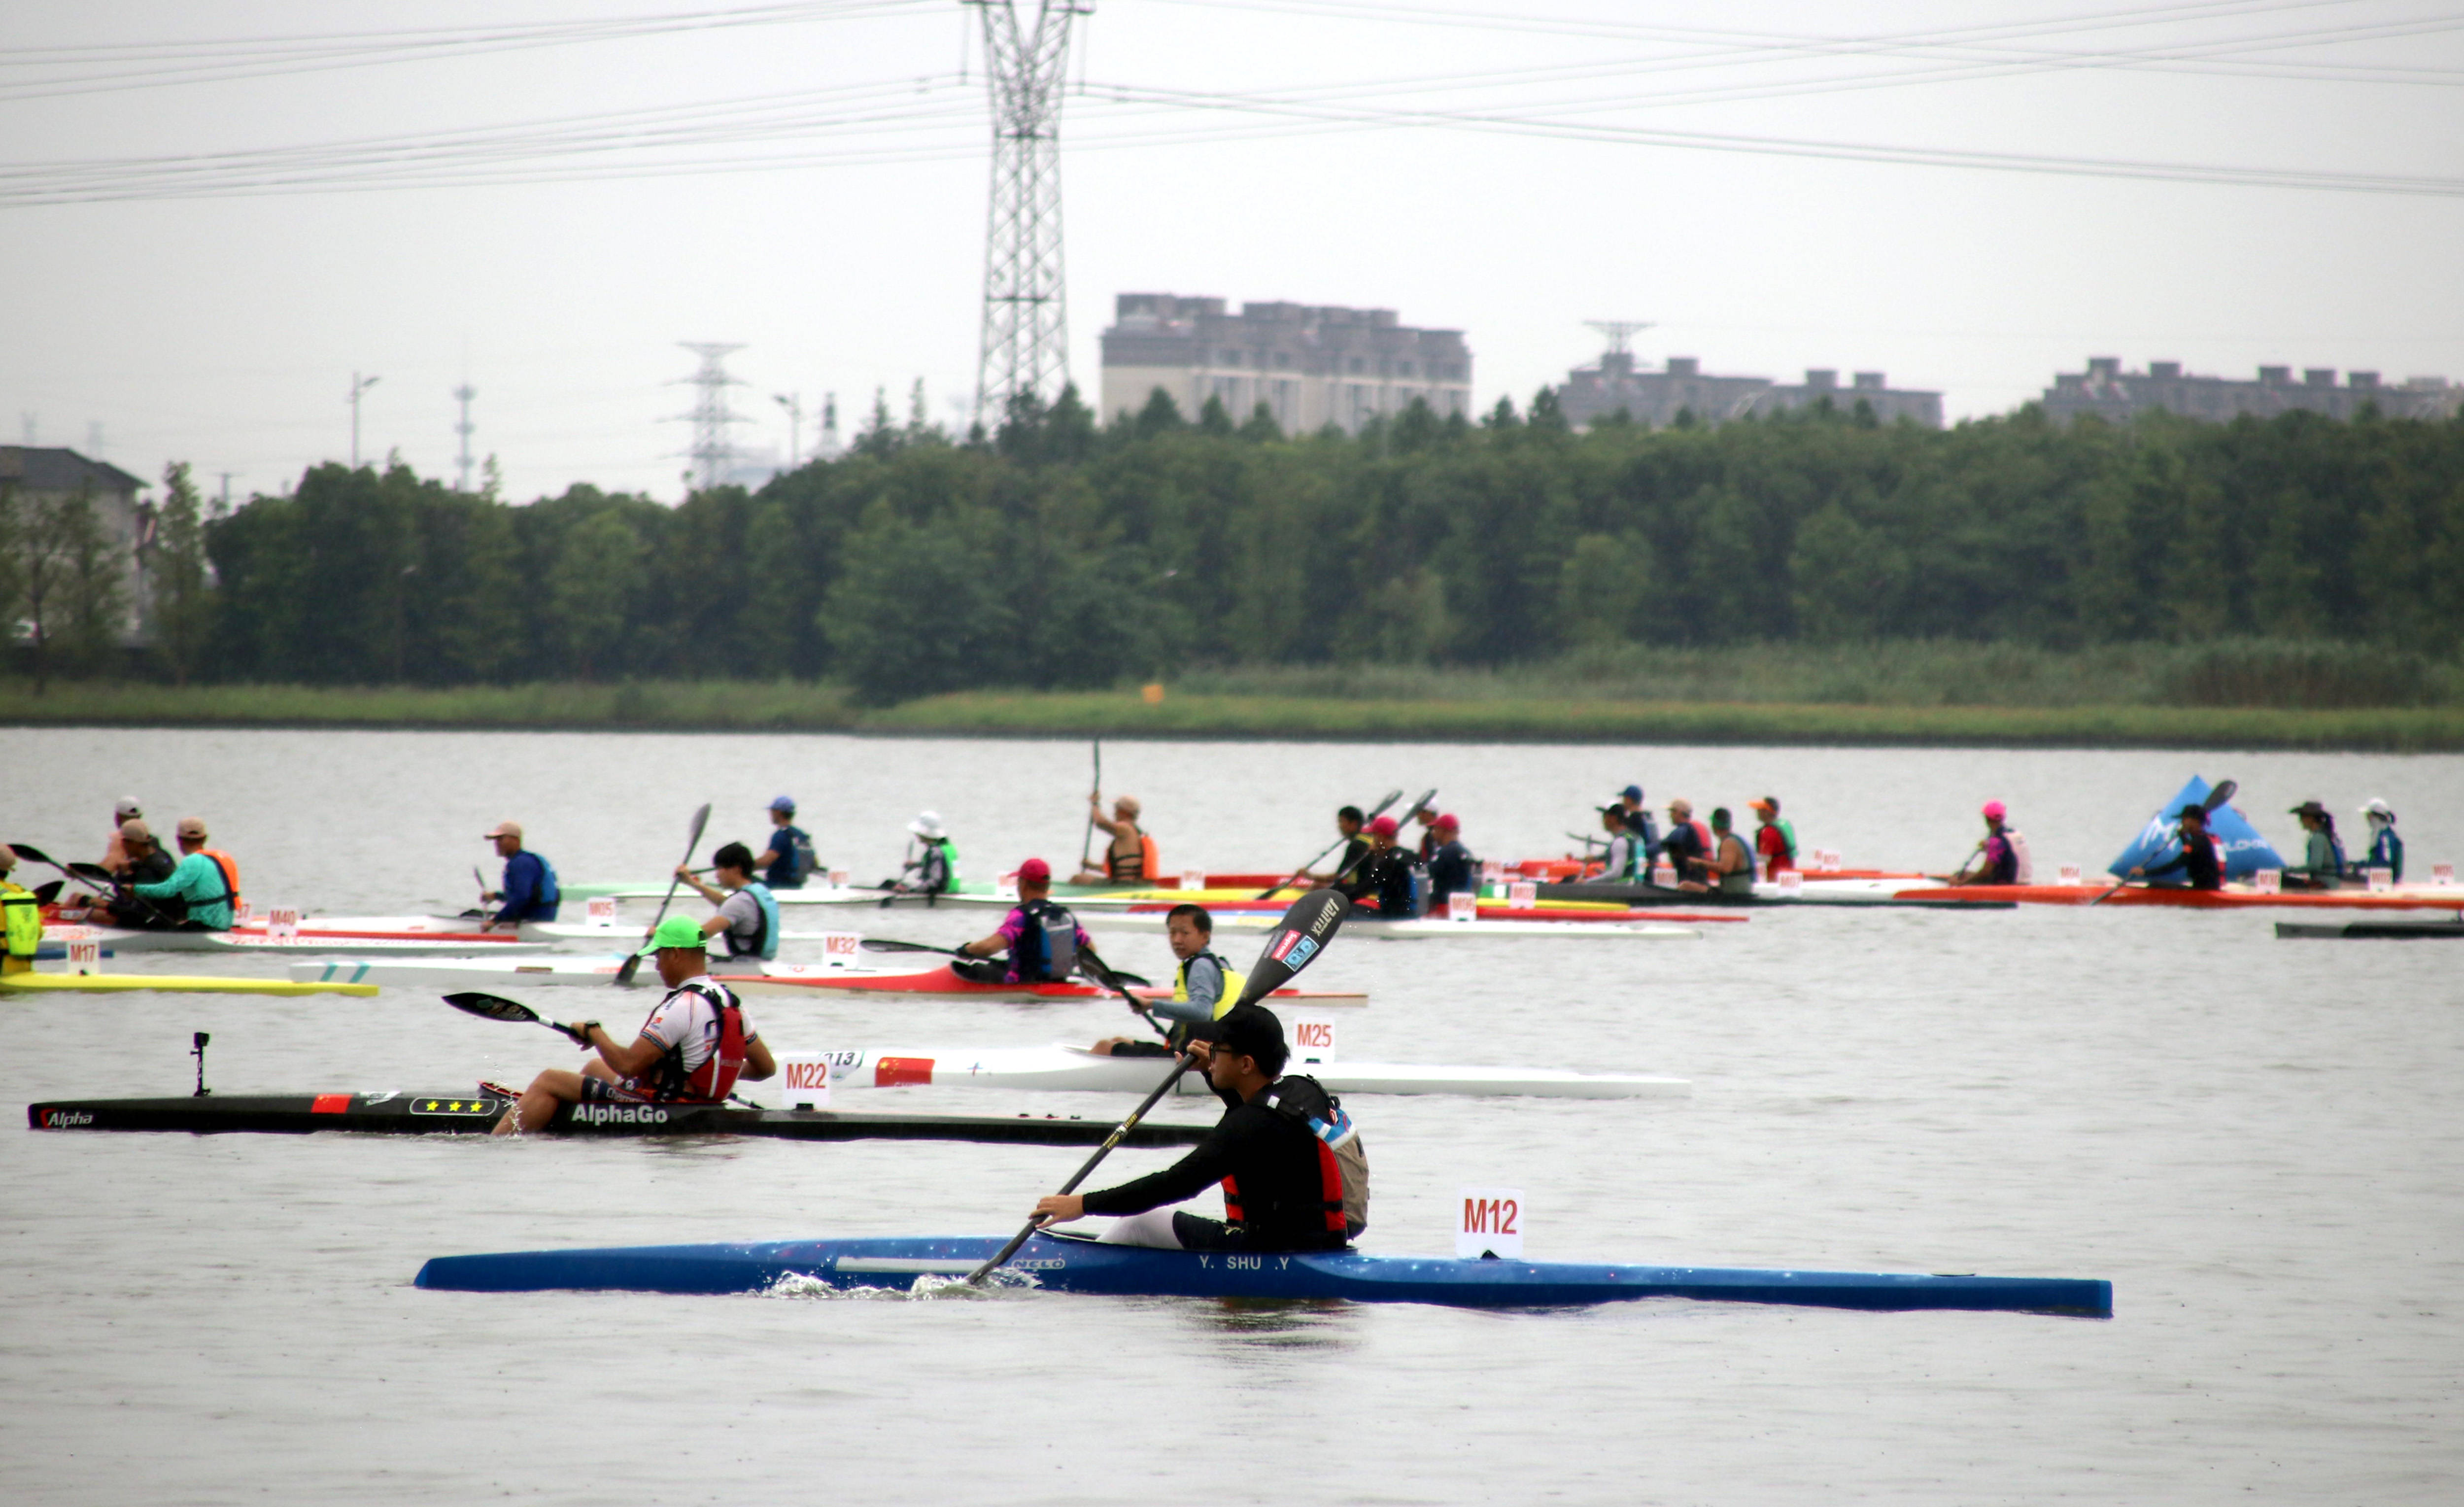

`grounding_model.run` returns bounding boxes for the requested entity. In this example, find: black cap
[1187,1002,1285,1065]
[2175,804,2209,820]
